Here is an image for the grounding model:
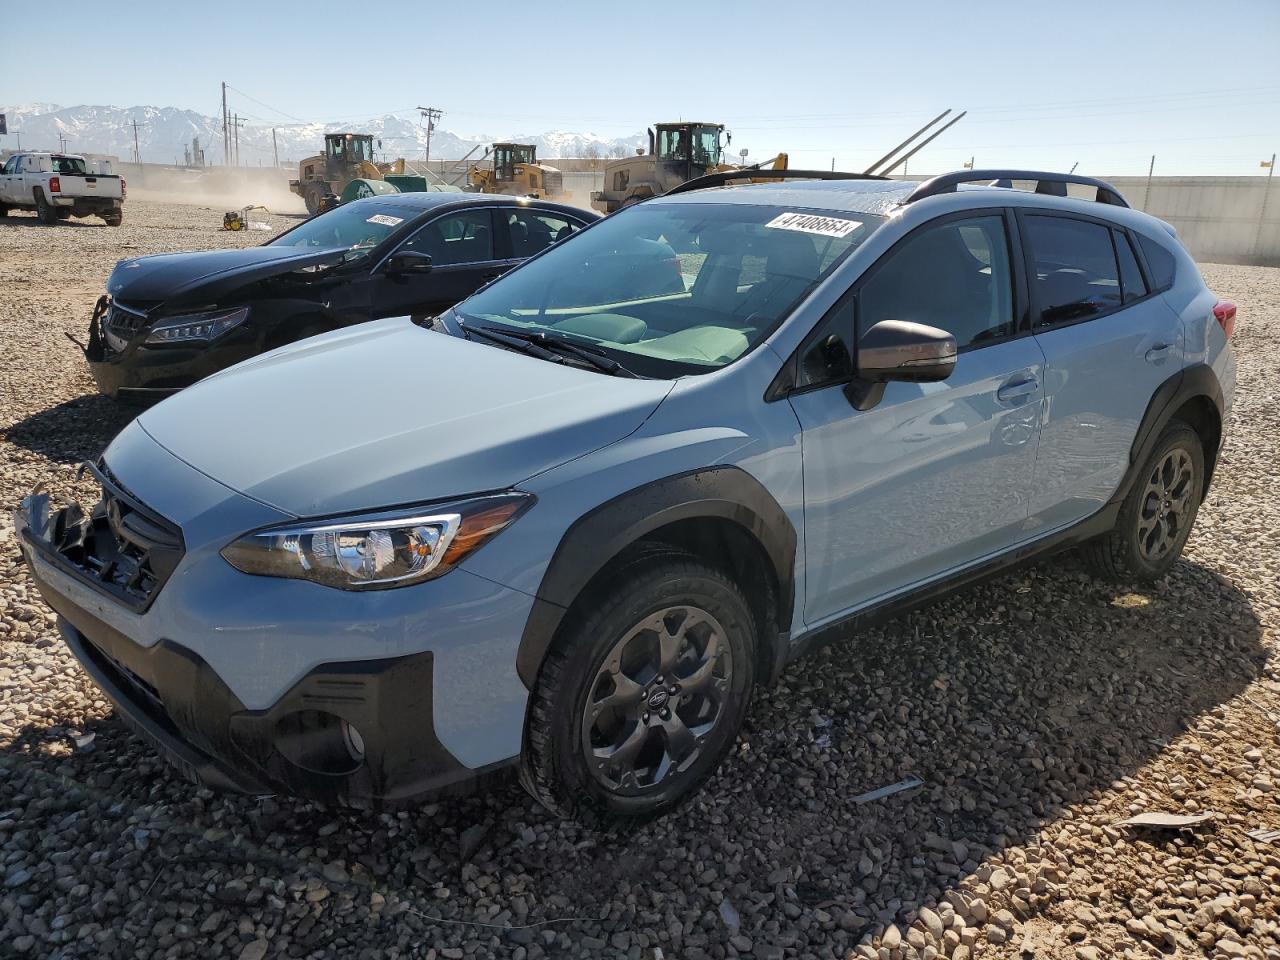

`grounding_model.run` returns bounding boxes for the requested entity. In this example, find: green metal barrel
[339,178,399,204]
